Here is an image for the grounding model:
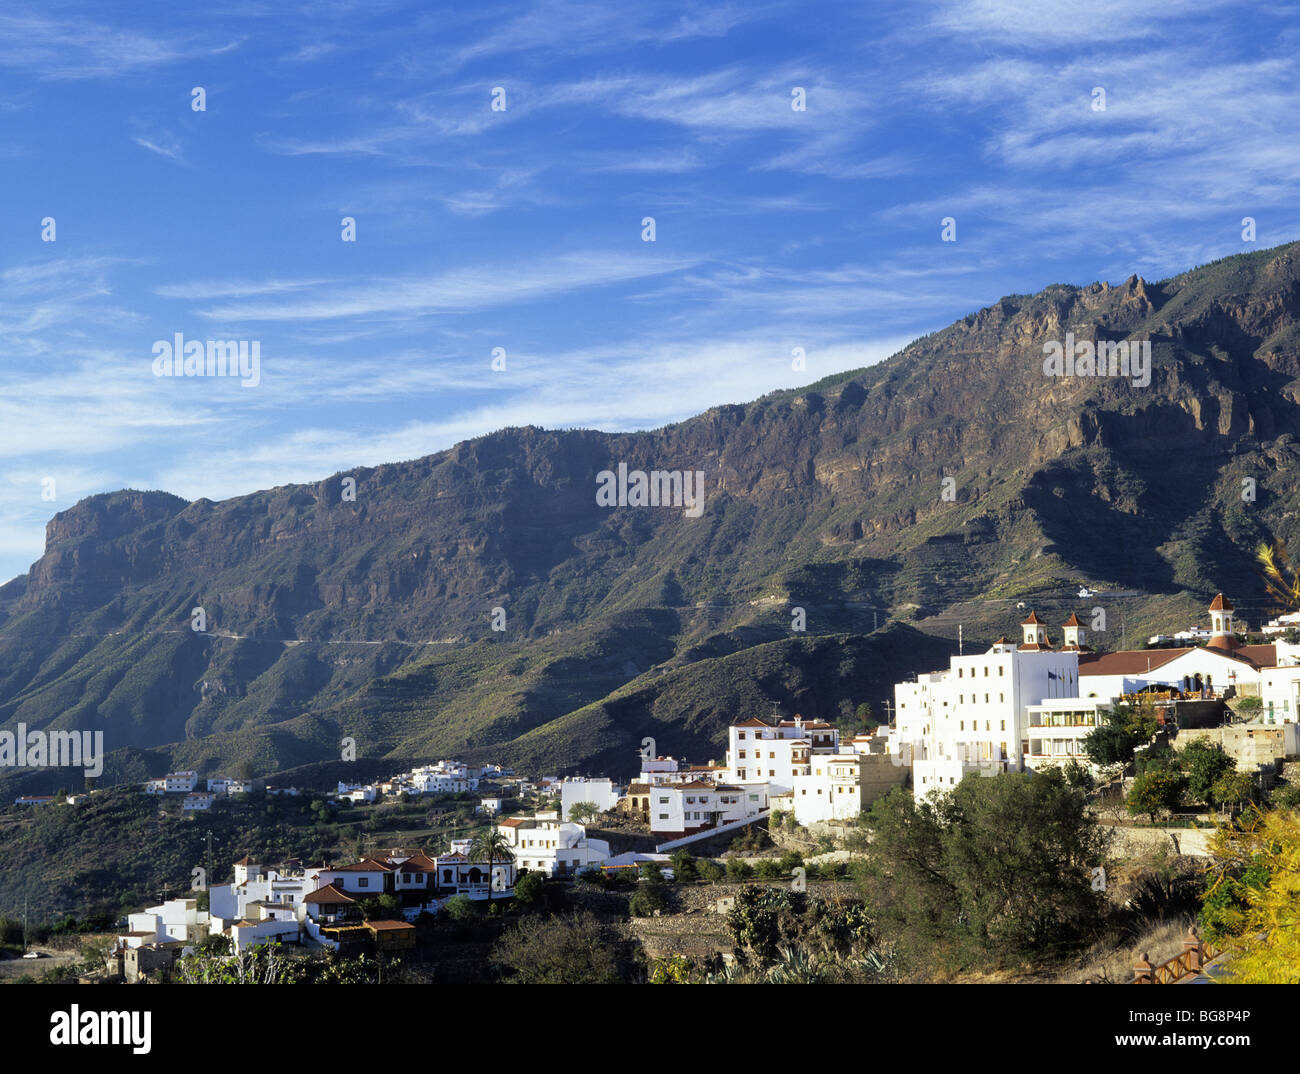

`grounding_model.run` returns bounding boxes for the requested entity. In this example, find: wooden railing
[1132,927,1221,983]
